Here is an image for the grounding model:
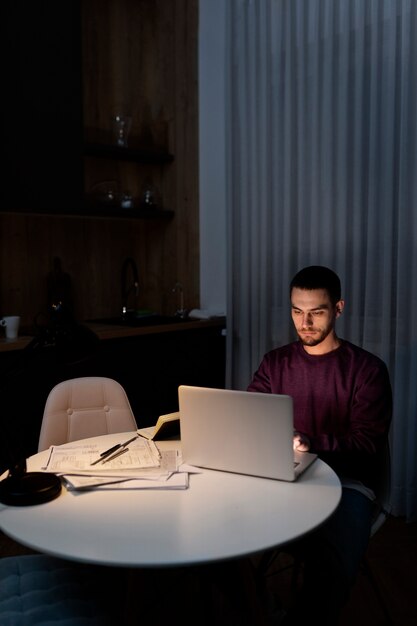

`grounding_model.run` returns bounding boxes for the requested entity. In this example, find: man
[248,266,392,624]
